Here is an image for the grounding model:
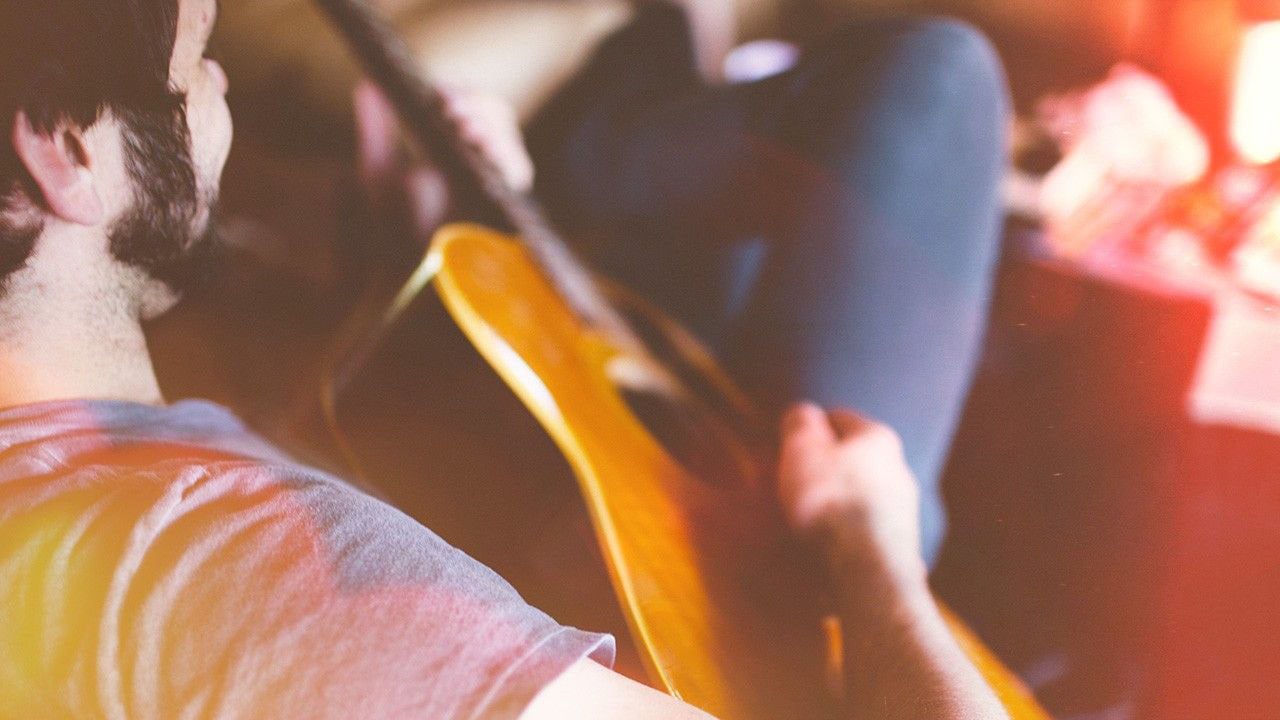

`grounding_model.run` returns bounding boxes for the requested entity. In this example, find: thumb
[779,402,834,453]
